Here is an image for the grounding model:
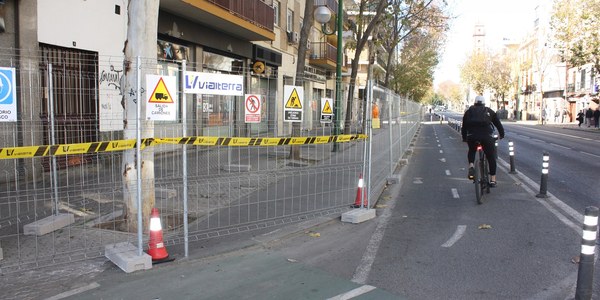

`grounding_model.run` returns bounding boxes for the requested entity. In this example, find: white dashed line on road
[327,285,377,300]
[580,151,600,158]
[445,170,451,176]
[442,225,467,248]
[451,188,459,198]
